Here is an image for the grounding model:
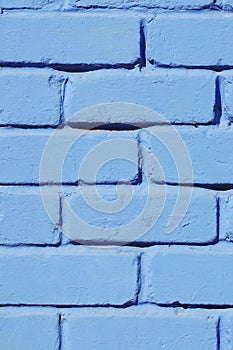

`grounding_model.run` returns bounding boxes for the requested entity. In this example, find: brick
[64,69,215,124]
[0,69,62,126]
[68,0,212,8]
[62,306,218,350]
[140,244,233,305]
[0,308,58,350]
[140,126,233,184]
[0,186,60,245]
[0,130,50,184]
[219,71,233,122]
[0,13,139,65]
[220,312,233,350]
[217,0,233,9]
[147,13,233,67]
[0,247,138,305]
[0,129,138,184]
[0,0,52,8]
[219,191,233,241]
[62,185,217,244]
[149,0,213,7]
[62,130,139,184]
